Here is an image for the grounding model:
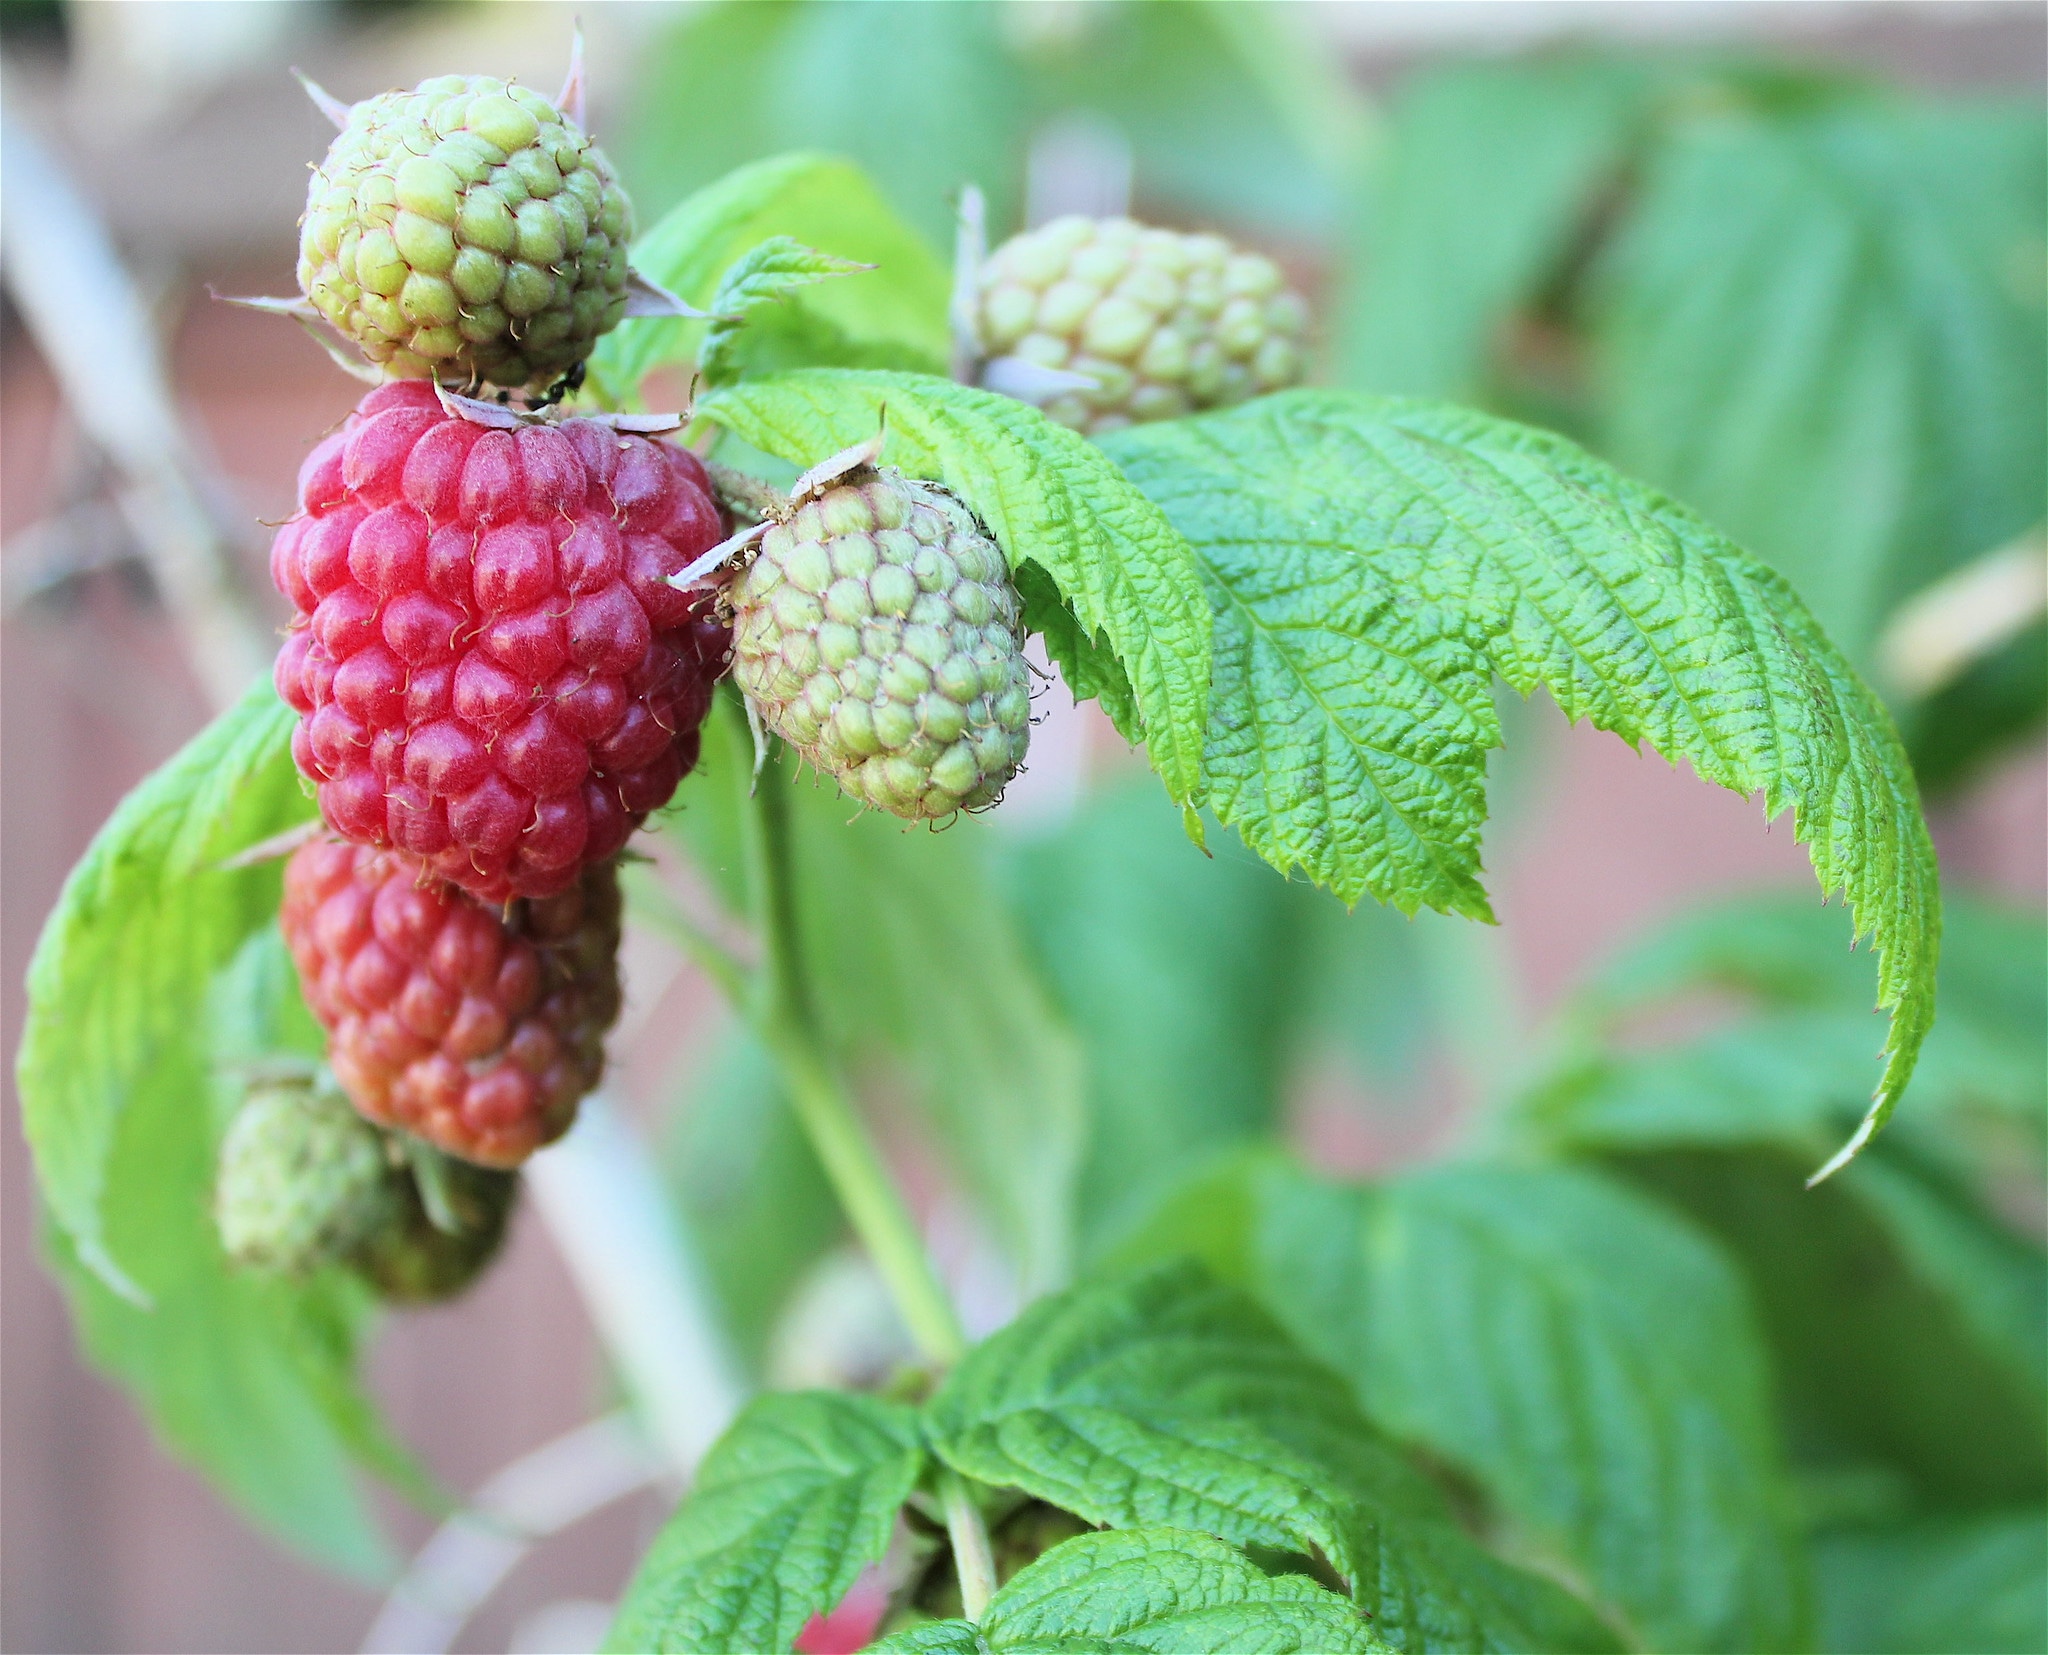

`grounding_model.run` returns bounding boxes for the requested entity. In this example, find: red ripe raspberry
[280,840,622,1167]
[271,381,730,904]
